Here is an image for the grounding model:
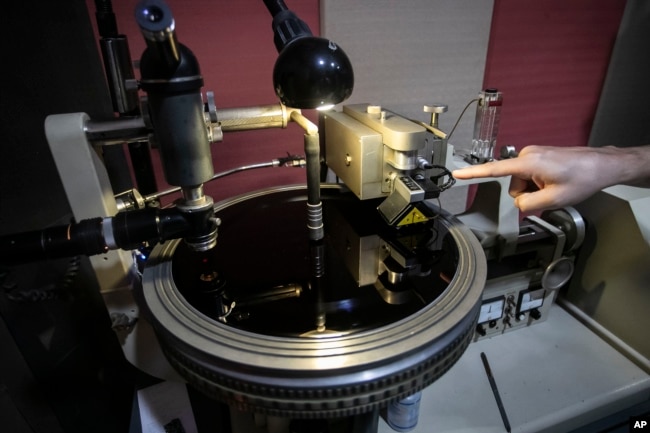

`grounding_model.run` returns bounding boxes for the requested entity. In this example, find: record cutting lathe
[0,1,607,432]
